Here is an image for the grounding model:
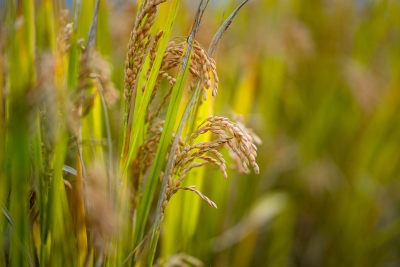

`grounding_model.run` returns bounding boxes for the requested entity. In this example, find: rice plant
[0,0,259,266]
